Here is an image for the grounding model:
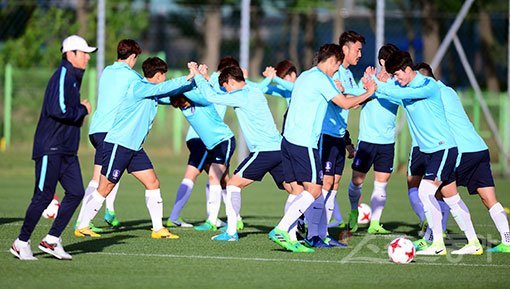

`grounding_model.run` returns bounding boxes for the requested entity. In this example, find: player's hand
[198,64,210,80]
[187,62,199,80]
[262,66,276,78]
[364,66,376,78]
[364,78,377,94]
[242,68,249,78]
[334,79,344,93]
[346,144,356,159]
[377,70,391,82]
[81,99,91,114]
